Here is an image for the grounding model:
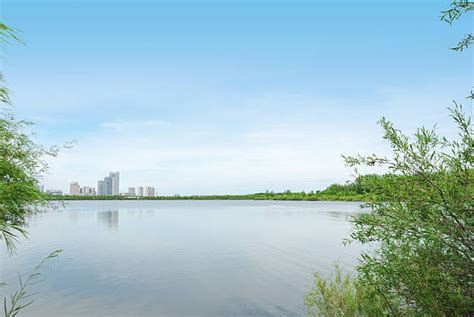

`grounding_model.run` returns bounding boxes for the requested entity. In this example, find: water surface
[0,200,365,317]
